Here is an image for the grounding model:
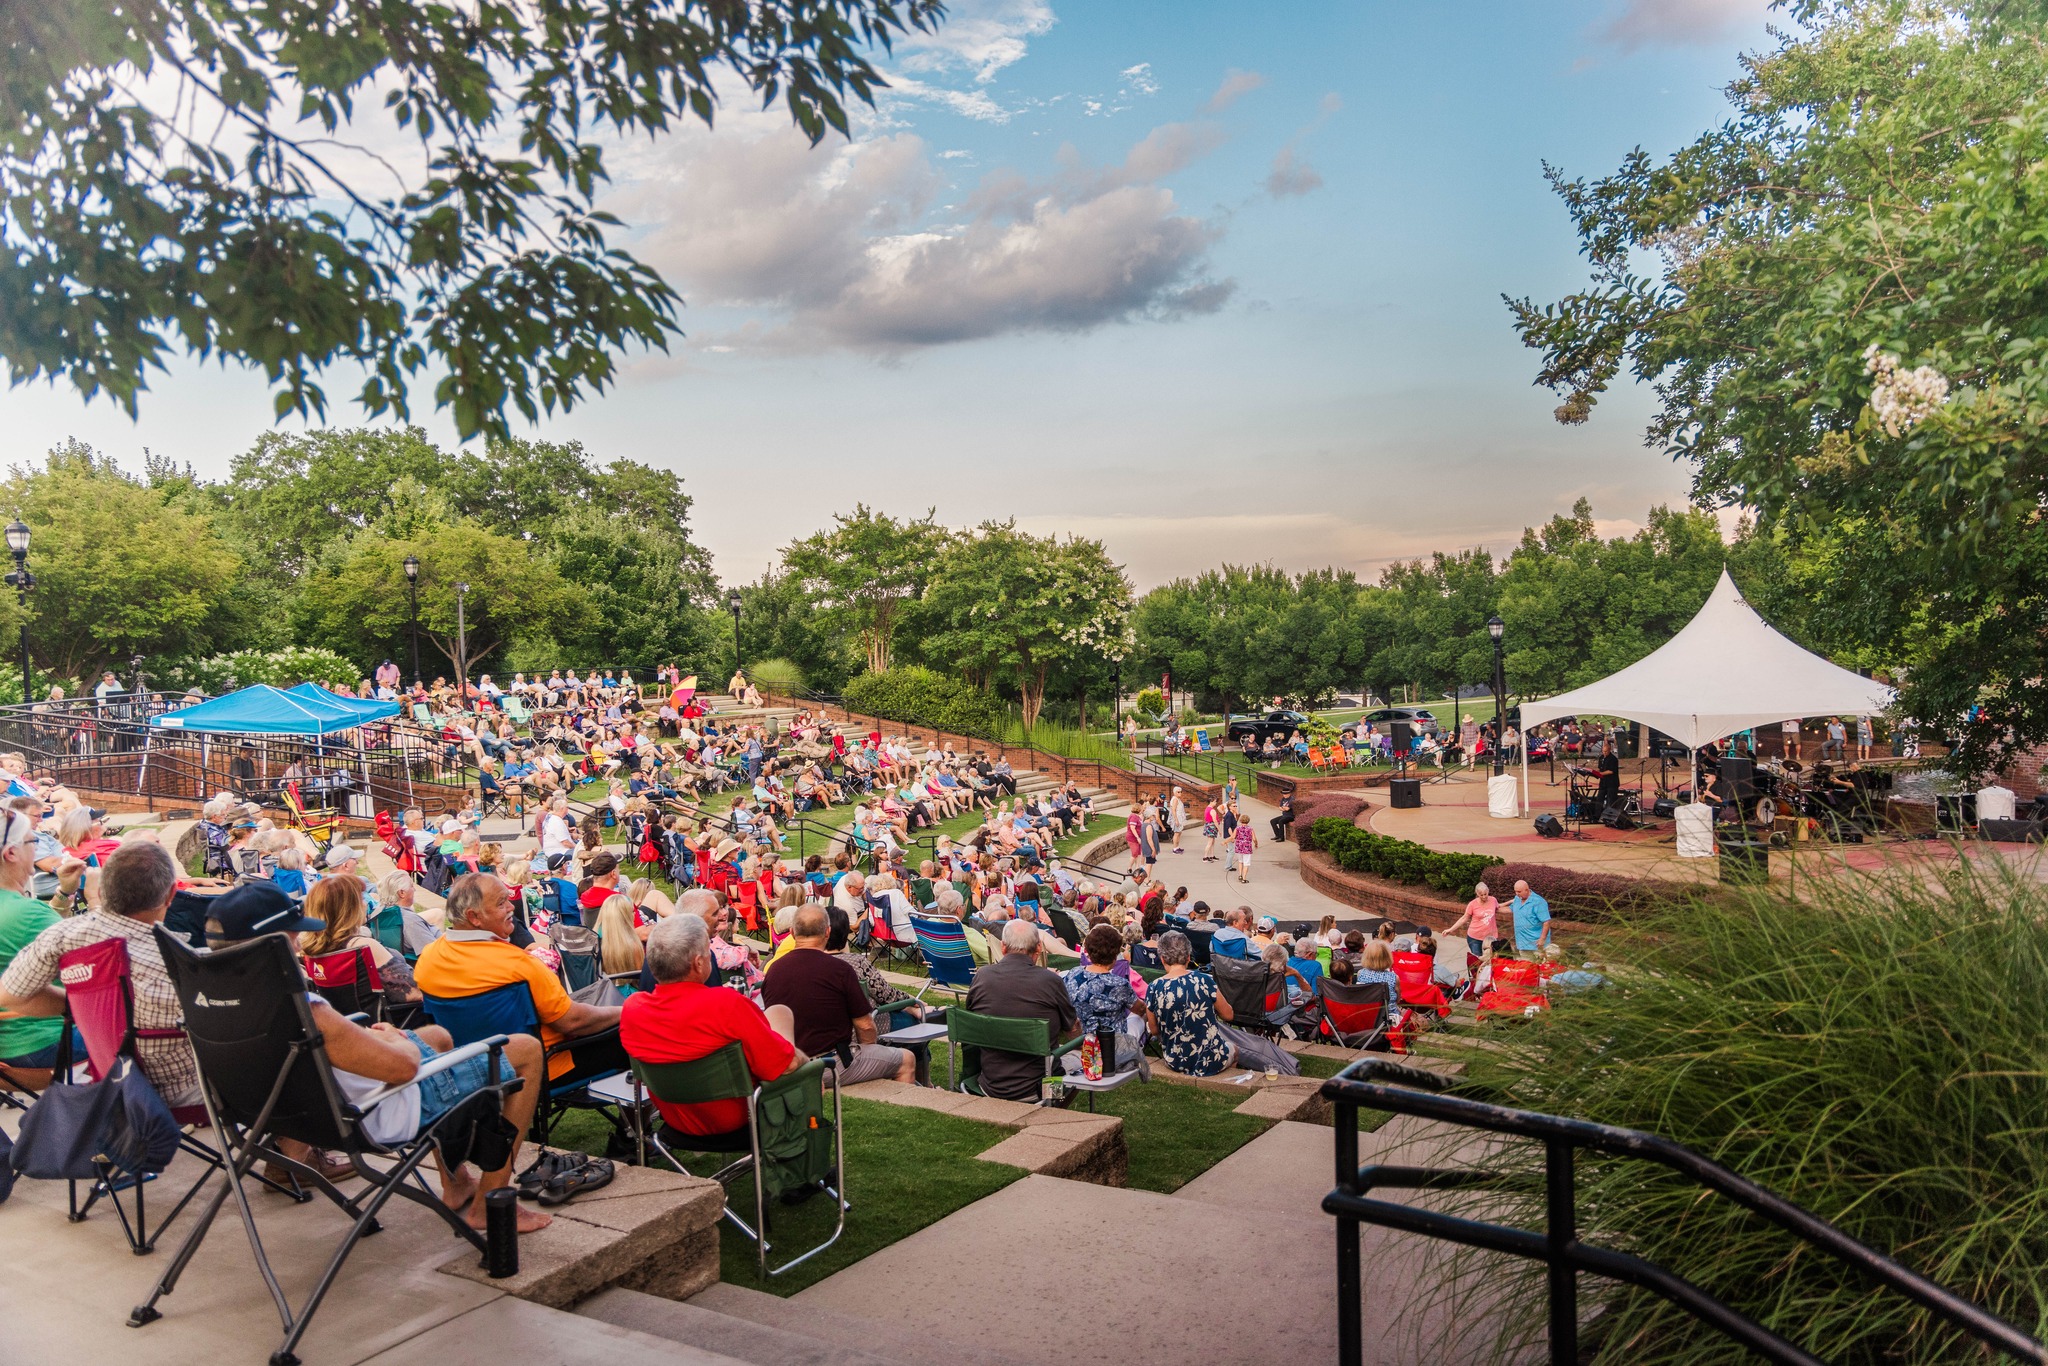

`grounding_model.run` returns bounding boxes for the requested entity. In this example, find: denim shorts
[2,1027,86,1070]
[408,1032,506,1129]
